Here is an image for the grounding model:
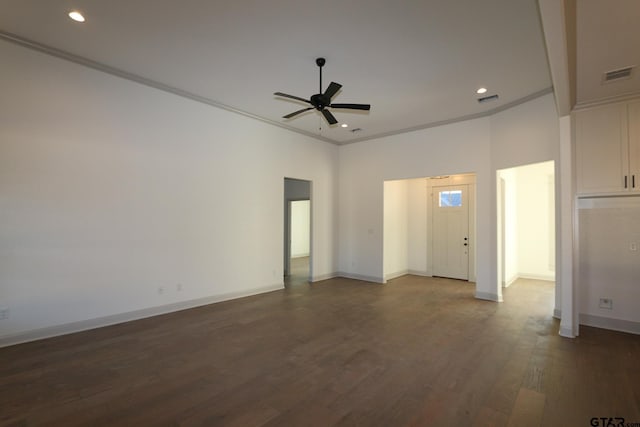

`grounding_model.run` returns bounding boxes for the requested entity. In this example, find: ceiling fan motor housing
[310,93,331,110]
